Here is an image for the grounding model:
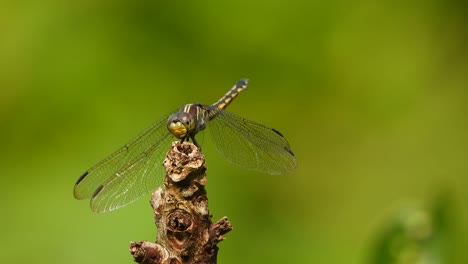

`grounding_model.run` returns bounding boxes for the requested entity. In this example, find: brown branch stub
[130,141,233,264]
